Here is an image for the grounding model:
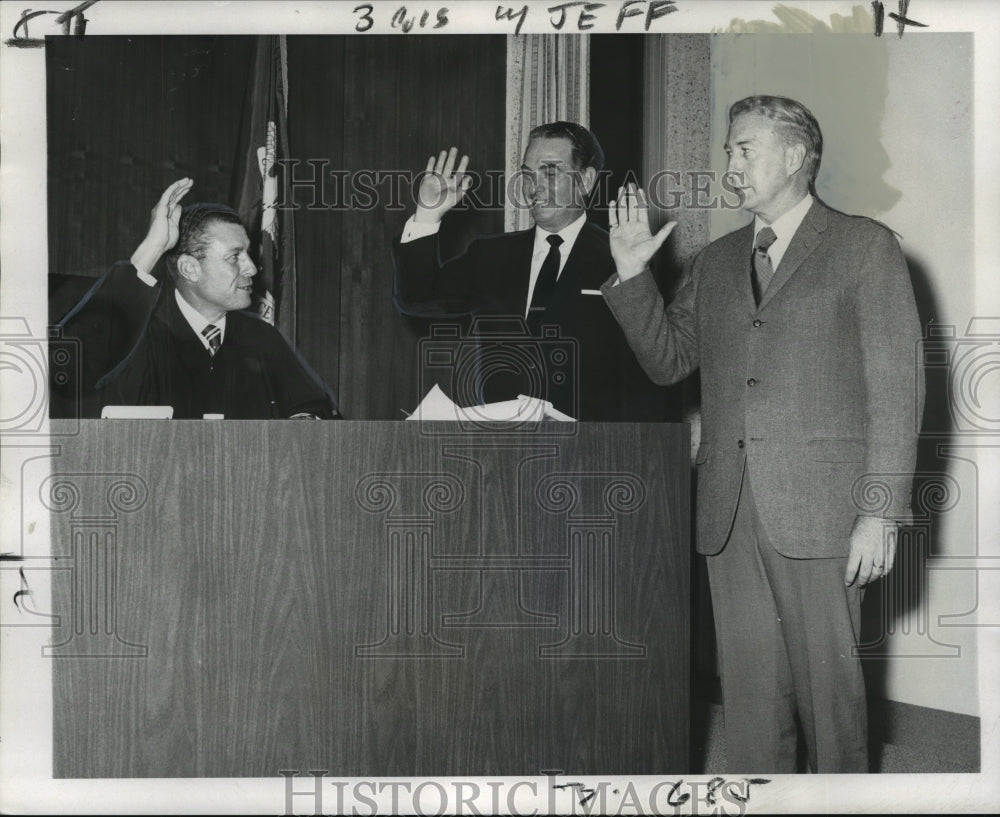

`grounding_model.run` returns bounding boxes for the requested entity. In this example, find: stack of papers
[406,384,576,422]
